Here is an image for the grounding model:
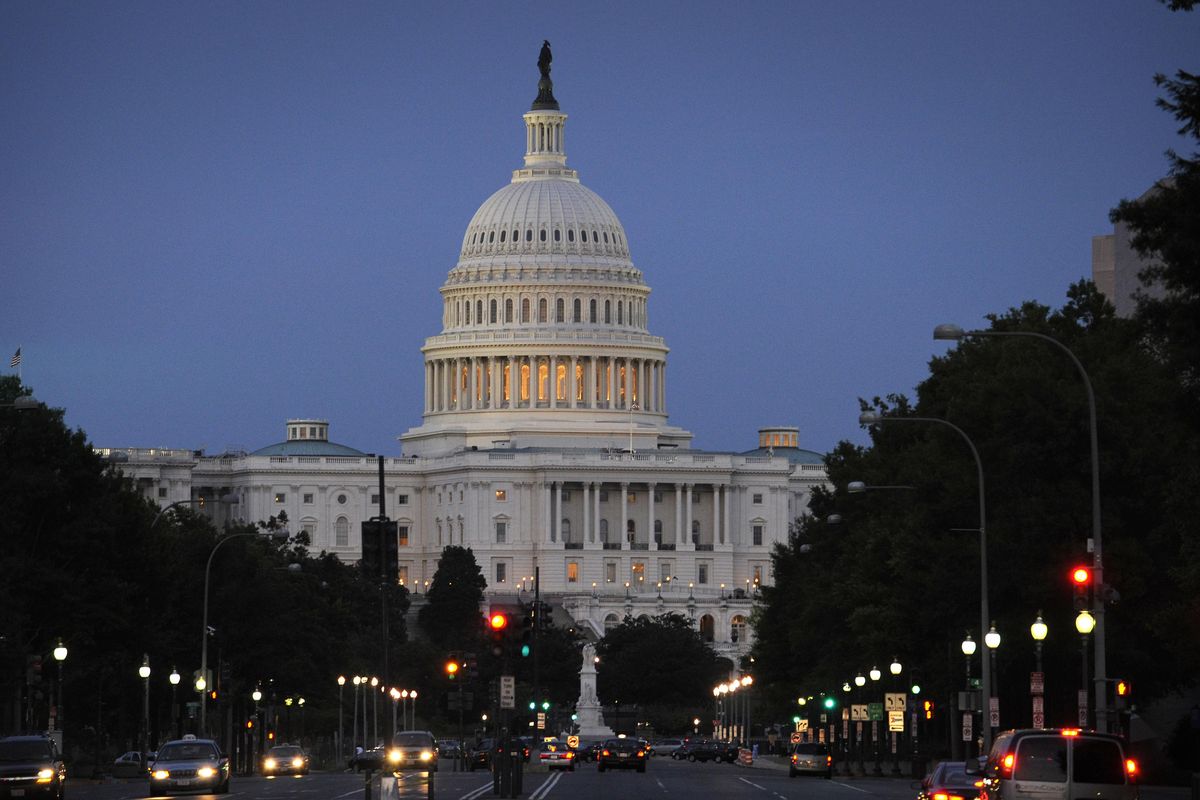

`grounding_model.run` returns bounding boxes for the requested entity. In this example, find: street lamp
[961,632,976,756]
[860,408,993,754]
[169,667,181,739]
[200,526,289,732]
[51,640,67,736]
[337,676,346,762]
[409,690,418,730]
[1030,612,1048,672]
[936,322,1108,730]
[1031,612,1047,729]
[868,667,883,775]
[139,655,151,758]
[370,677,379,747]
[985,623,1000,738]
[1076,609,1096,726]
[888,658,903,776]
